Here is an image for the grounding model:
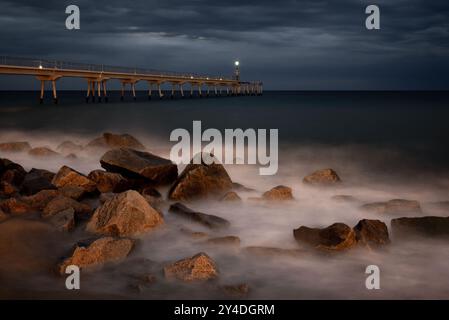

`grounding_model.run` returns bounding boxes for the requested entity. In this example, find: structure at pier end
[0,56,263,104]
